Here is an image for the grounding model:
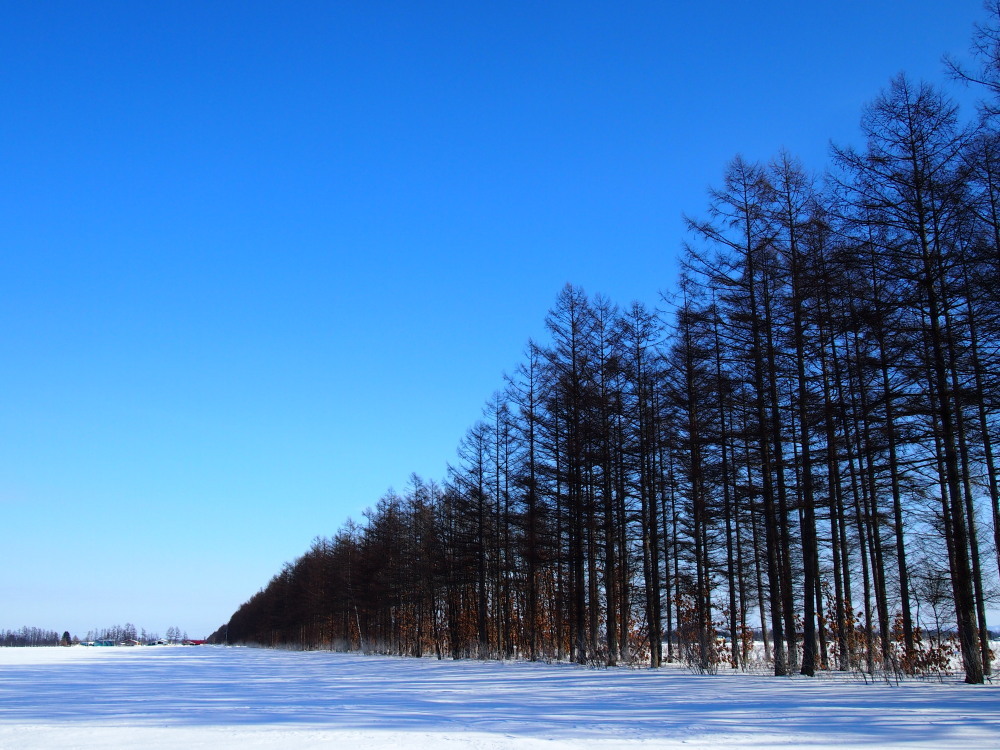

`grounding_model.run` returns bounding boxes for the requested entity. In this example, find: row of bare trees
[213,11,1000,683]
[0,627,63,647]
